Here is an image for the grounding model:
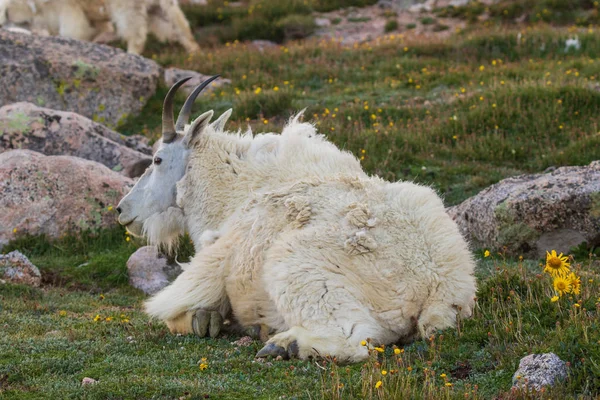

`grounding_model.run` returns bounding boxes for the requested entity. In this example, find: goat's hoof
[245,325,262,340]
[255,340,298,360]
[288,340,299,358]
[245,324,271,342]
[209,311,222,338]
[192,310,222,338]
